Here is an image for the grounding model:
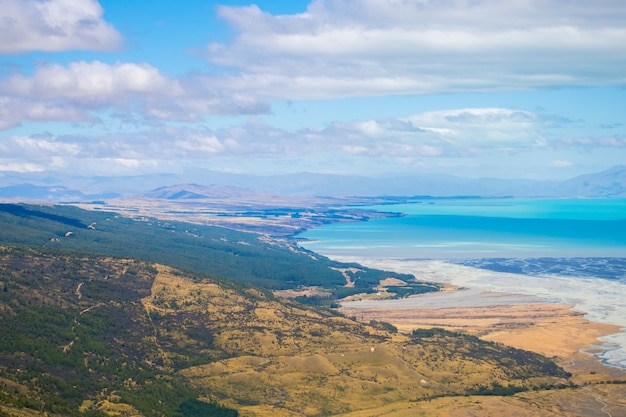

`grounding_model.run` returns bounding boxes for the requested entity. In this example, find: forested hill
[0,203,415,298]
[0,245,571,416]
